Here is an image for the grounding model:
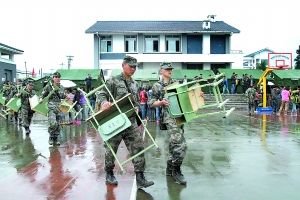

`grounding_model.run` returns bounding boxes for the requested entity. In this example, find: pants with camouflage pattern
[104,121,145,172]
[166,119,187,166]
[21,107,34,128]
[48,104,61,138]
